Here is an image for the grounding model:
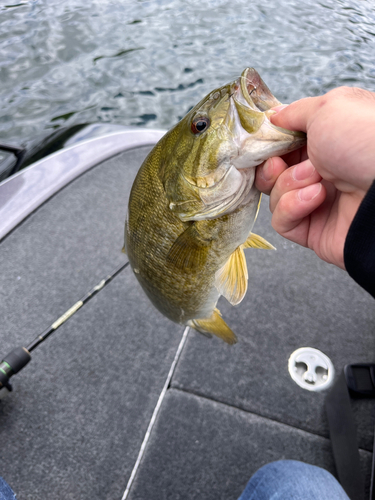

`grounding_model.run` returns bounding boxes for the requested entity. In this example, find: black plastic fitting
[0,347,31,389]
